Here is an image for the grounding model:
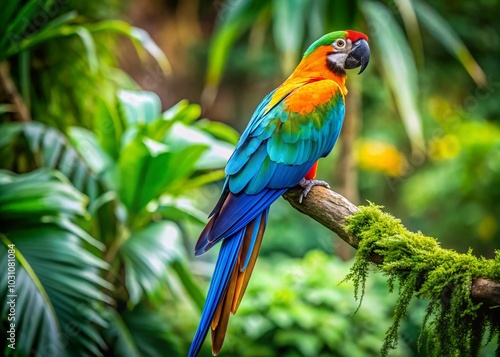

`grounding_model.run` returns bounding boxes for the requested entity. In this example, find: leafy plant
[0,88,238,356]
[0,169,111,356]
[215,251,412,357]
[1,0,169,130]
